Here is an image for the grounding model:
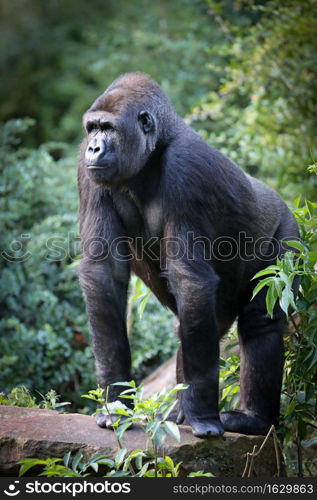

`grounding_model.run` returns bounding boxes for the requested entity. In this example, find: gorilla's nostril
[88,145,101,155]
